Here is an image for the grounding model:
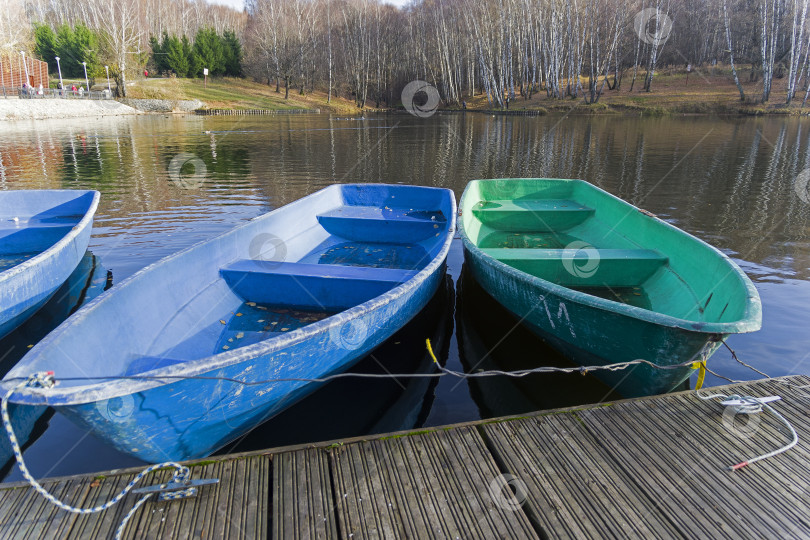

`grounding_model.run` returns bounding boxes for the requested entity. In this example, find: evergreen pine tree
[34,24,59,73]
[165,35,189,77]
[222,31,243,77]
[193,28,225,76]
